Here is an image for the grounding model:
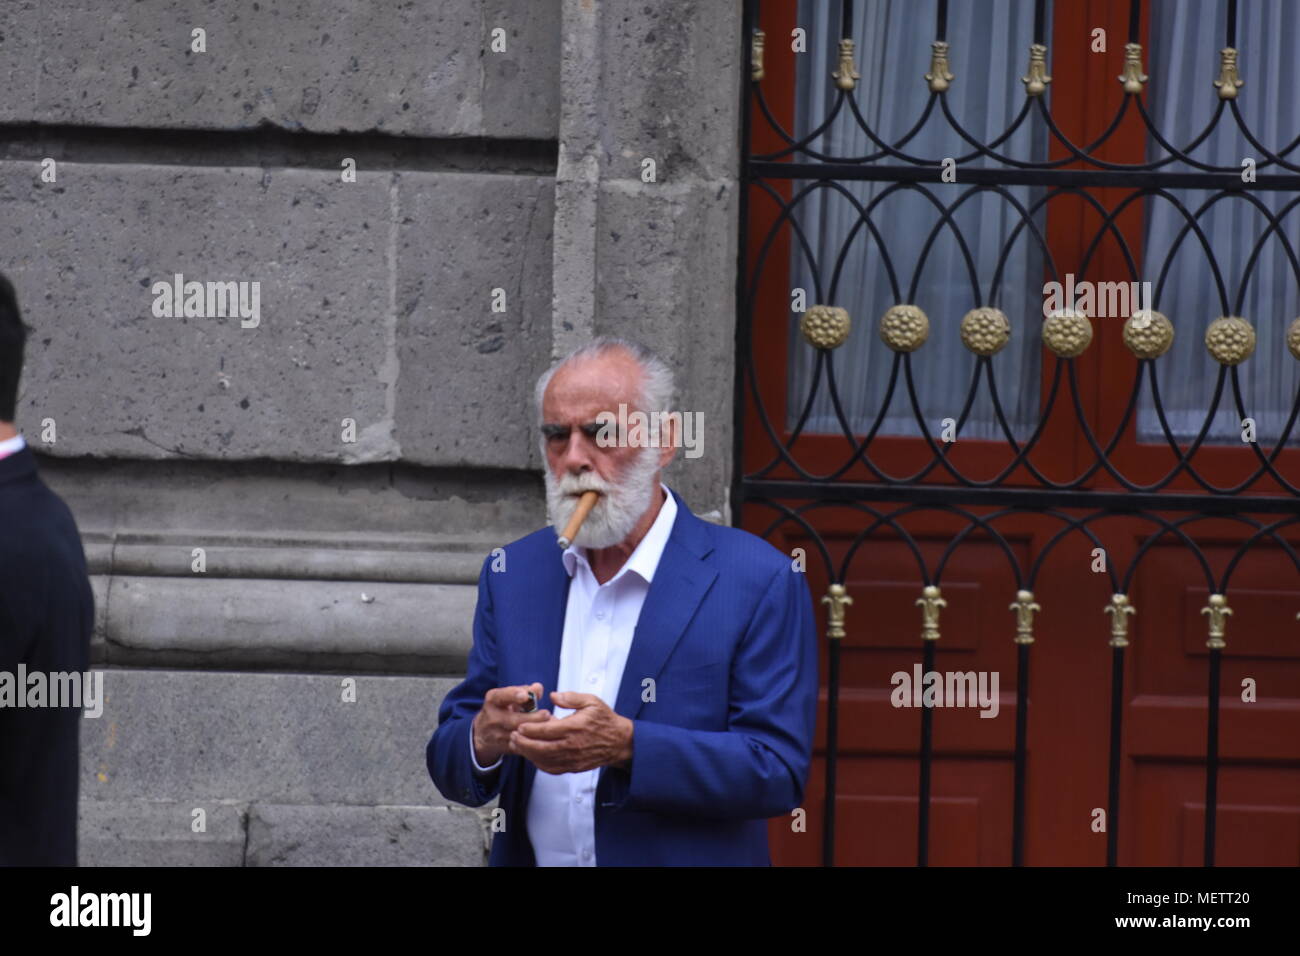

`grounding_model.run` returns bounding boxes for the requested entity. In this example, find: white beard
[545,445,662,549]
